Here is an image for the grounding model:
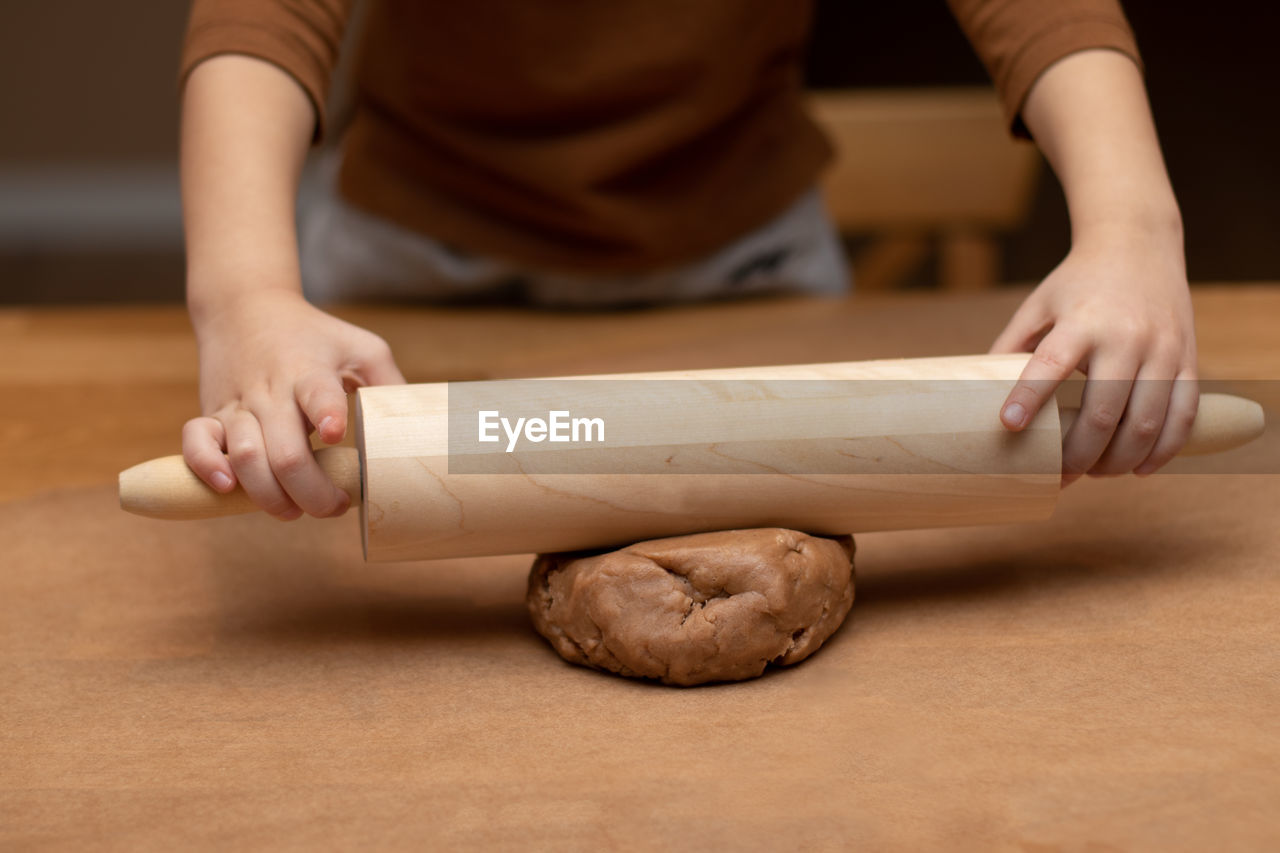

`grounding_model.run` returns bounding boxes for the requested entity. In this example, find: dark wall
[806,0,1280,283]
[0,3,186,163]
[0,3,188,303]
